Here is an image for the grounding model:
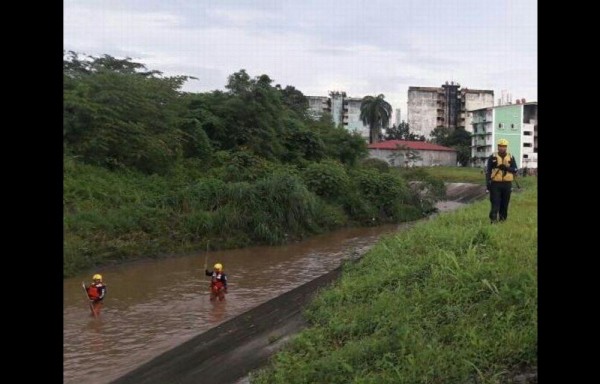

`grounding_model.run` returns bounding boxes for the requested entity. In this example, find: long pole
[82,281,97,318]
[204,240,210,281]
